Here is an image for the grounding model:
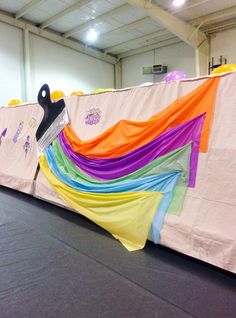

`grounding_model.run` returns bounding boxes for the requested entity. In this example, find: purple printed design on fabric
[0,128,7,146]
[13,121,24,143]
[23,135,30,157]
[85,108,101,125]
